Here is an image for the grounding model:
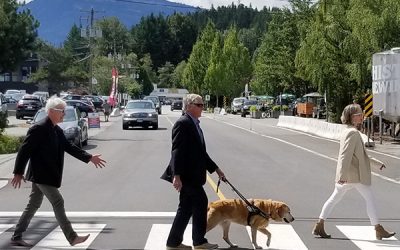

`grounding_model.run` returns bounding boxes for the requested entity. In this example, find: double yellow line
[206,175,226,200]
